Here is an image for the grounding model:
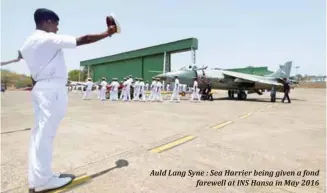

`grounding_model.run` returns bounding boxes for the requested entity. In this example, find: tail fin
[266,61,292,78]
